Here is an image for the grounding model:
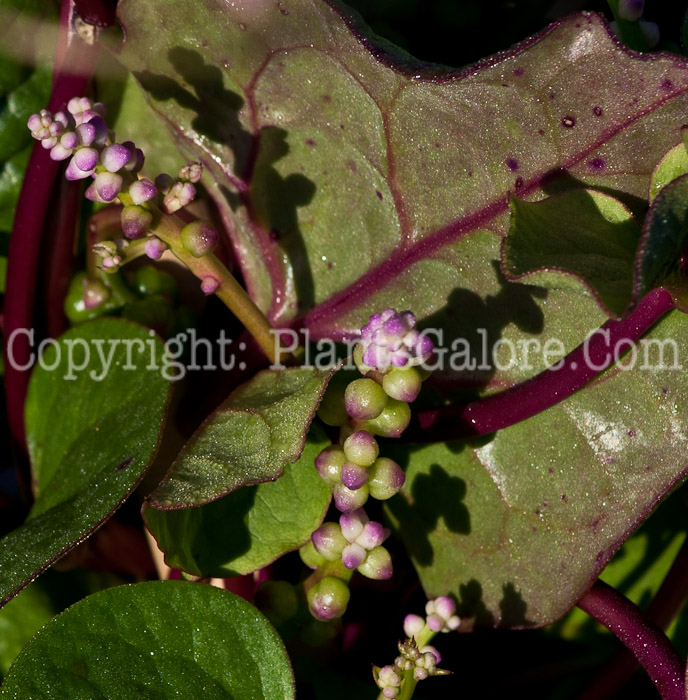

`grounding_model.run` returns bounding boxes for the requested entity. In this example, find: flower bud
[382,366,422,403]
[403,613,425,639]
[356,520,388,550]
[339,508,368,541]
[618,0,643,21]
[368,457,405,500]
[121,205,152,239]
[314,445,346,485]
[101,143,132,173]
[163,181,196,213]
[180,221,218,257]
[357,545,392,580]
[317,374,350,426]
[311,522,347,561]
[341,542,367,569]
[145,237,168,260]
[307,577,350,621]
[179,161,203,182]
[343,430,379,467]
[365,399,411,438]
[344,377,387,420]
[129,178,158,205]
[155,173,174,194]
[201,276,220,295]
[340,462,369,490]
[93,171,123,202]
[333,482,369,513]
[299,540,326,569]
